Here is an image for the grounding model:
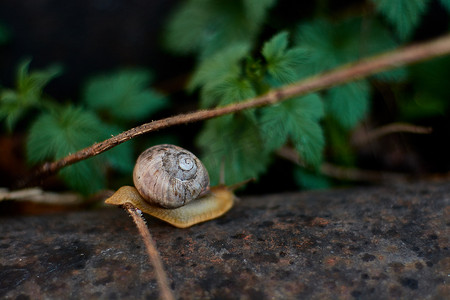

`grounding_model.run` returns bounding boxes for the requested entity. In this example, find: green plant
[164,0,450,189]
[3,0,450,195]
[1,62,167,194]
